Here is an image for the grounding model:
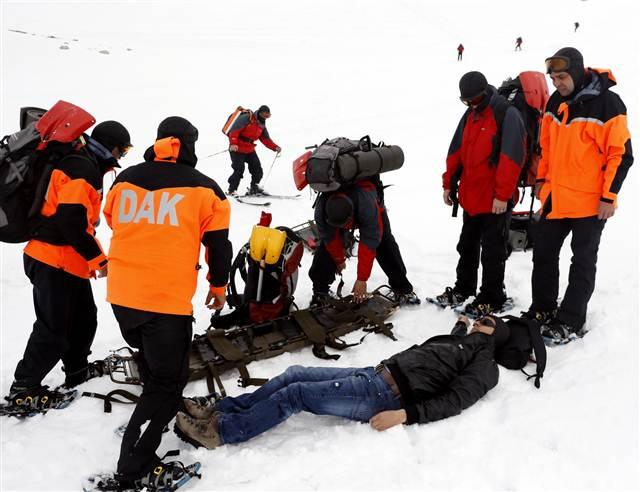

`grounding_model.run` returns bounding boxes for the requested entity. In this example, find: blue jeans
[217,365,402,444]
